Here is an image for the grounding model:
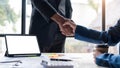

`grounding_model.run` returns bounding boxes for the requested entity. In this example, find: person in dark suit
[29,0,72,52]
